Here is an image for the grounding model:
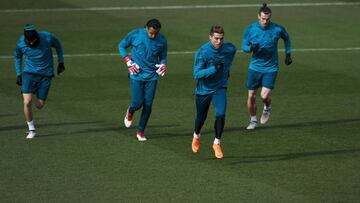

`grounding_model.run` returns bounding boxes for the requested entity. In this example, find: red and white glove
[155,64,167,76]
[124,56,140,75]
